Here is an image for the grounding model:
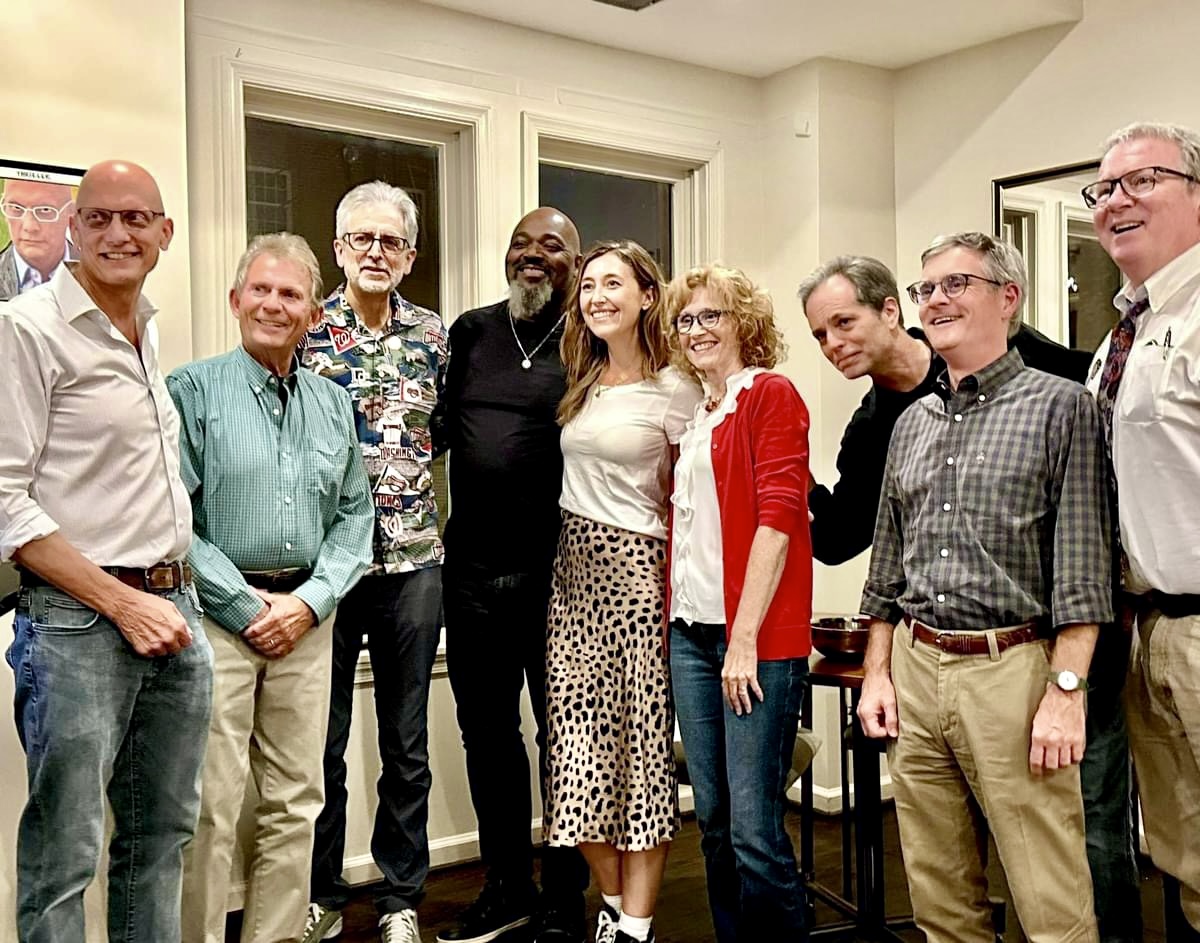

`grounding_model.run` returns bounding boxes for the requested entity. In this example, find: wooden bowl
[812,615,872,661]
